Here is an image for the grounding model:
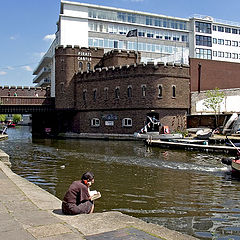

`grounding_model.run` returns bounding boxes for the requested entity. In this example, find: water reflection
[0,126,240,239]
